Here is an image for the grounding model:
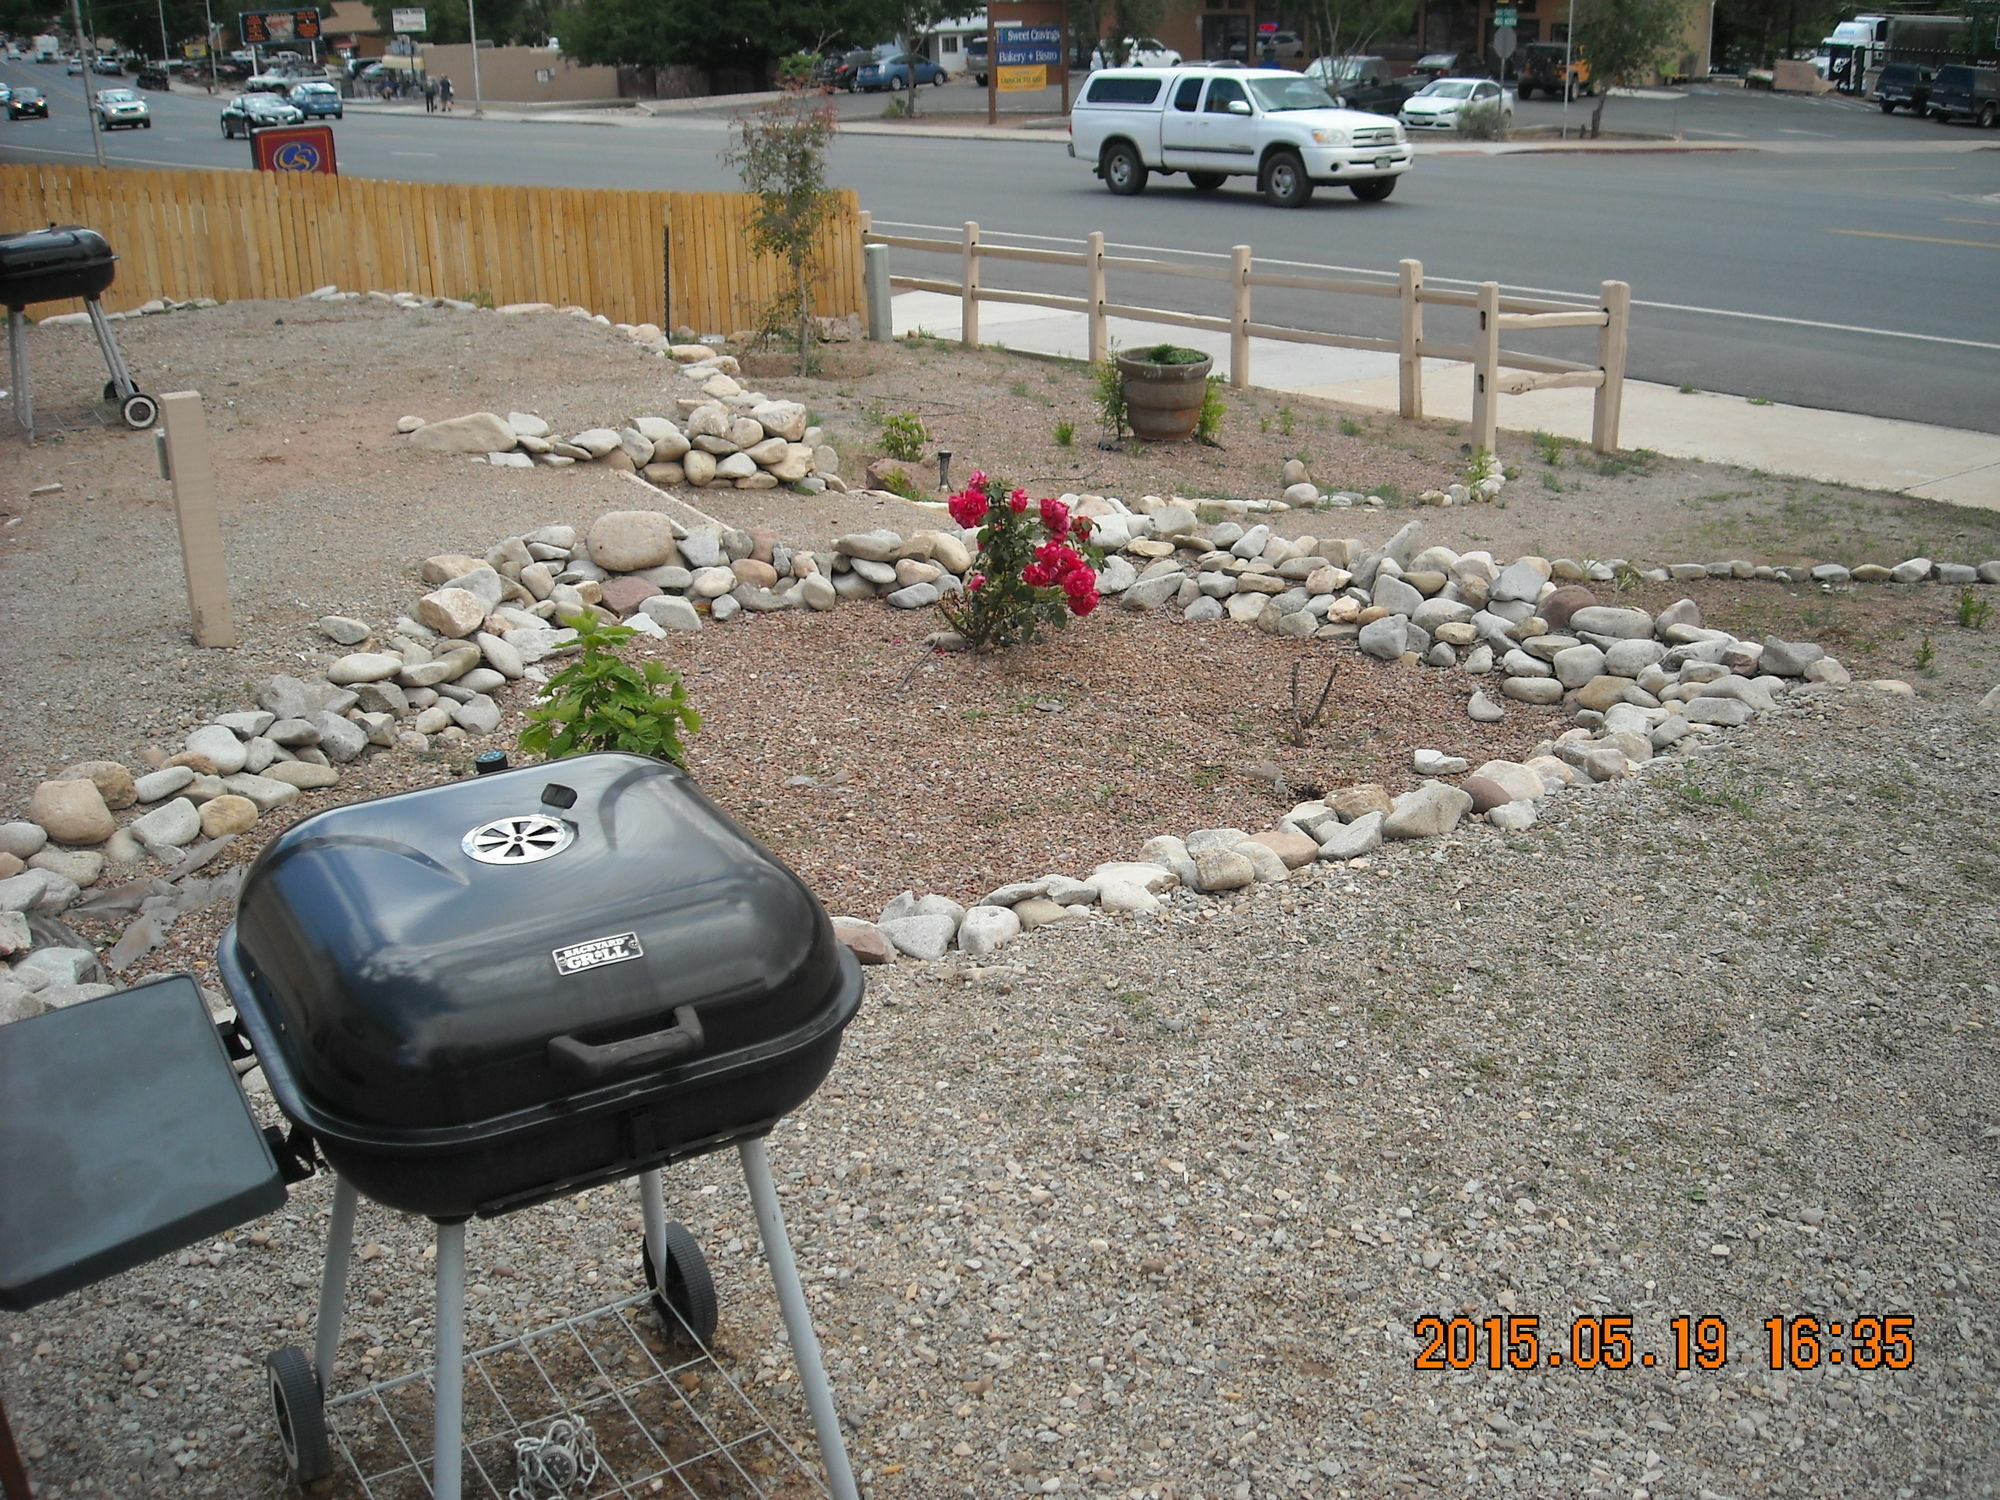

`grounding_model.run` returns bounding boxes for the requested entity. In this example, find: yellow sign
[997,64,1046,91]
